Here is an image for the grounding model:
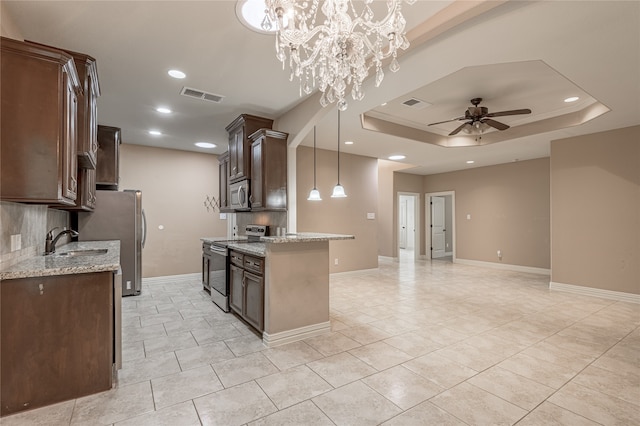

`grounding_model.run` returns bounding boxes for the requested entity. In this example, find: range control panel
[245,224,268,237]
